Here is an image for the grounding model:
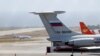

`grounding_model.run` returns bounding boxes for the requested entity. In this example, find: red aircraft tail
[80,22,95,34]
